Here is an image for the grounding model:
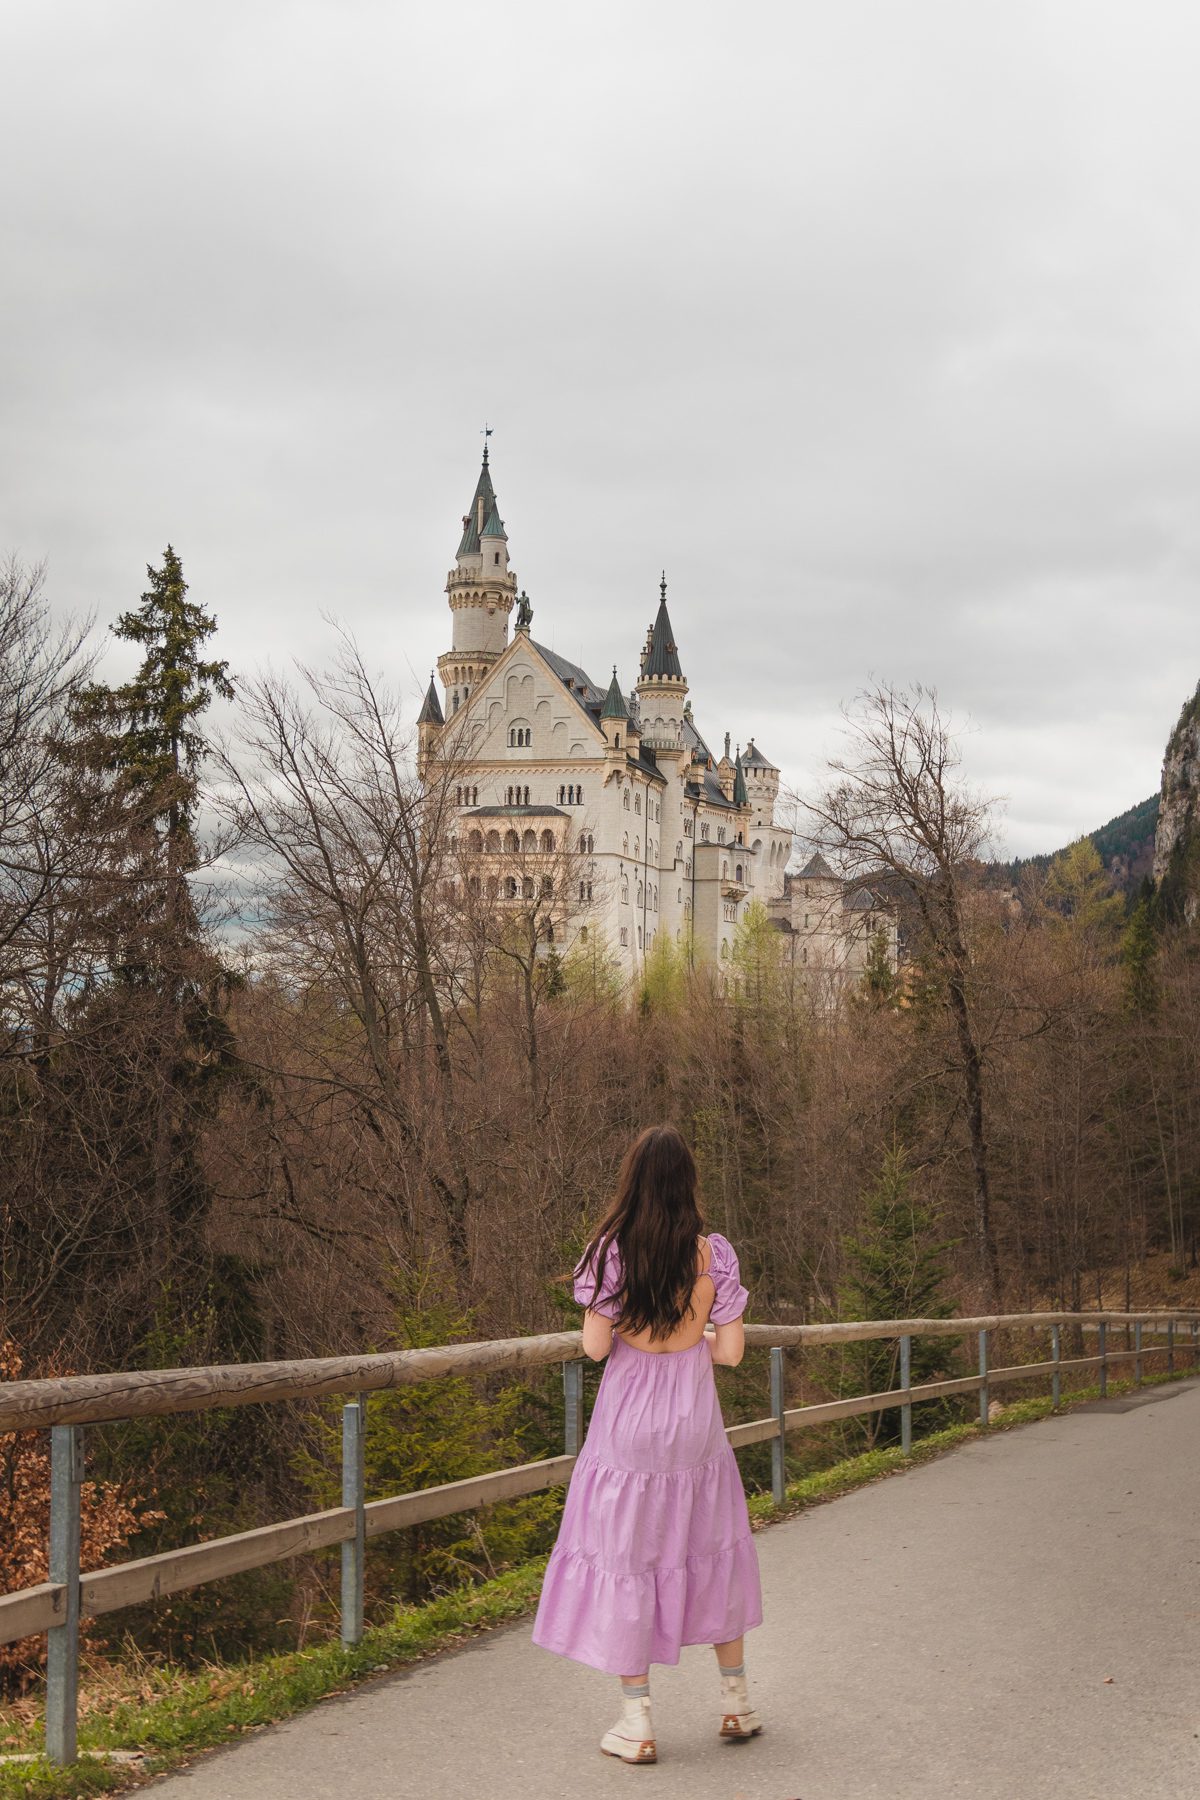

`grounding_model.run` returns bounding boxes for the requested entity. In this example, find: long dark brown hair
[576,1125,705,1340]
